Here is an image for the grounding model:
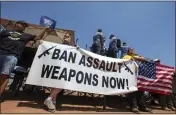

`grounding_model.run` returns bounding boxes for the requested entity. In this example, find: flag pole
[76,38,79,46]
[86,44,87,50]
